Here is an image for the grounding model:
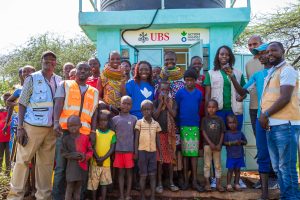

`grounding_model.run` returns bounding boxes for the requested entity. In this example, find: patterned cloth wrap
[180,126,200,157]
